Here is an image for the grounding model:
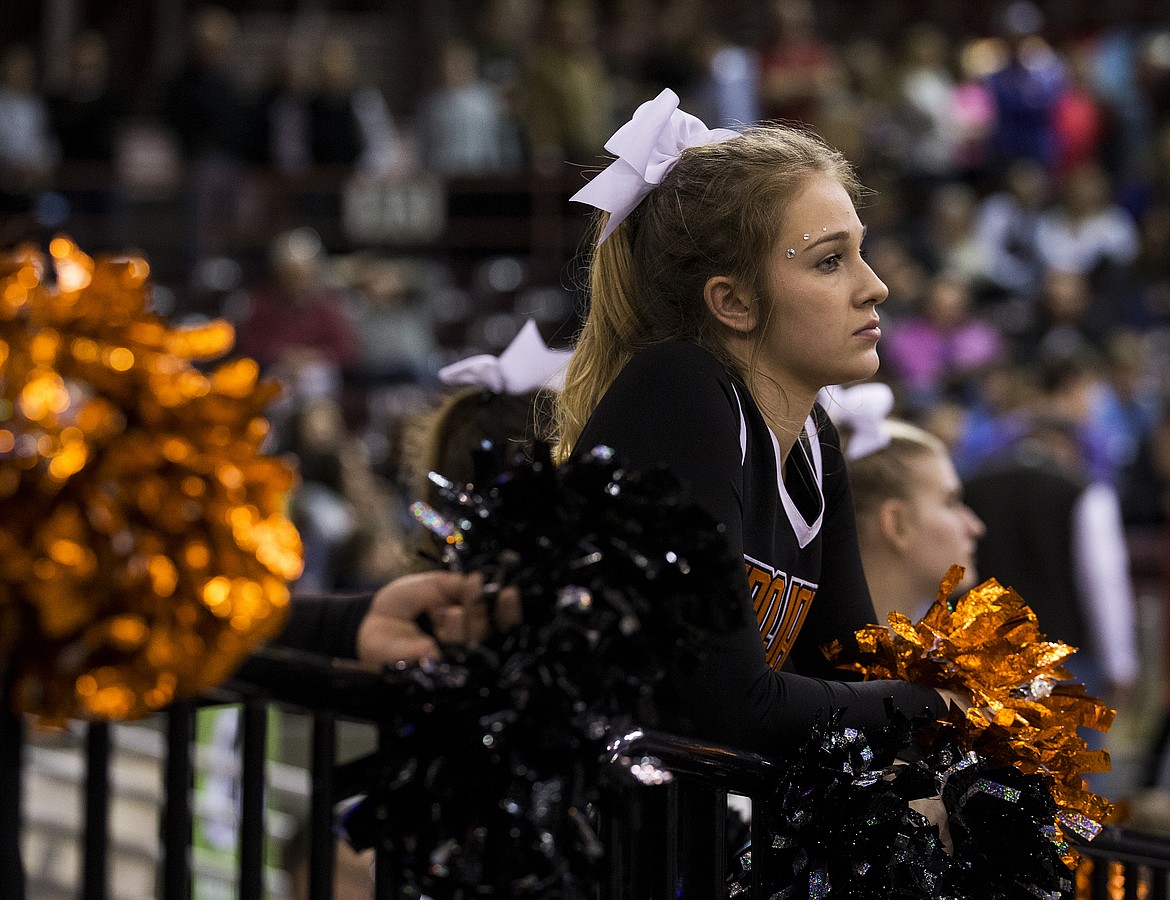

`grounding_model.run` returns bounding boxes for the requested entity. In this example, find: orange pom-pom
[827,564,1116,858]
[0,238,301,723]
